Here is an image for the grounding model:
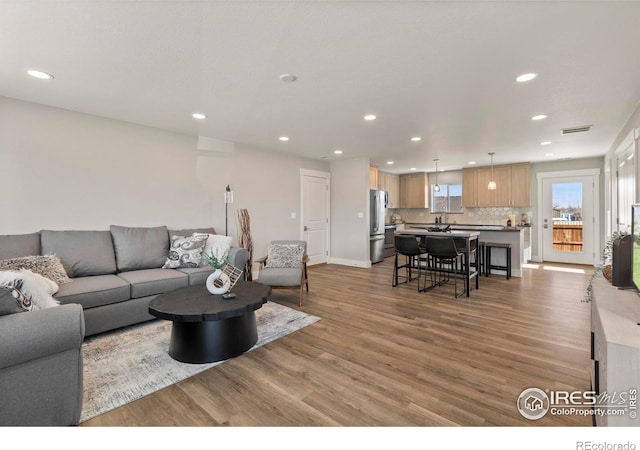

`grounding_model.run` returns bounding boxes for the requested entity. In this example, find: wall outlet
[290,212,296,219]
[357,212,364,219]
[418,212,424,217]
